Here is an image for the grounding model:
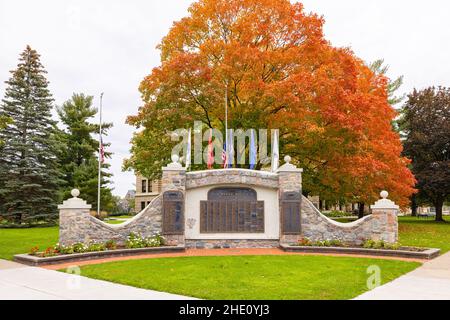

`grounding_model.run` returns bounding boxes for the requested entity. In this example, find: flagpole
[224,80,228,168]
[97,92,104,218]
